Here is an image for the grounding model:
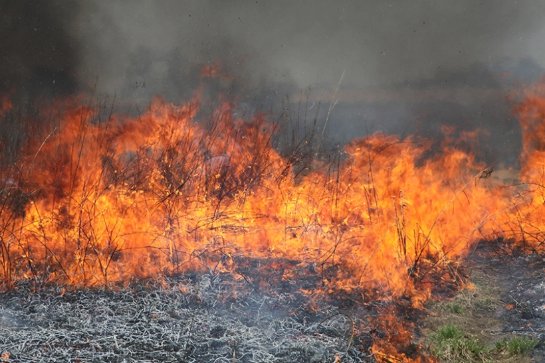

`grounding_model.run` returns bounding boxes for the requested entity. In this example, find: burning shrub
[0,93,508,302]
